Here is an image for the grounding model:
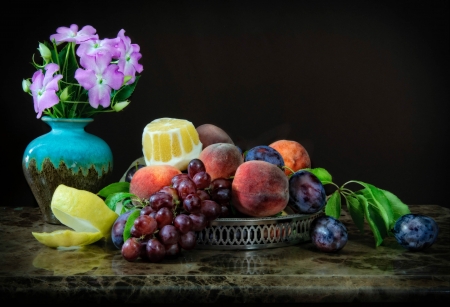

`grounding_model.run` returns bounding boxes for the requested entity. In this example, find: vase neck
[42,116,93,130]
